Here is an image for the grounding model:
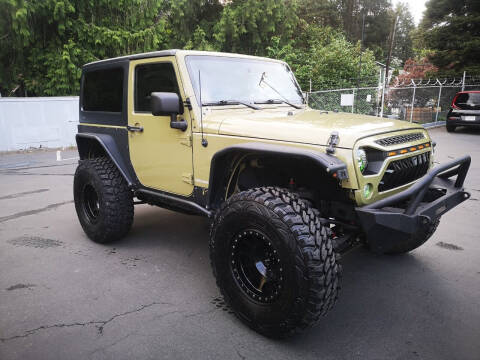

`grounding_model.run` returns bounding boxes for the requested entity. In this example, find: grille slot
[375,133,425,147]
[378,152,430,192]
